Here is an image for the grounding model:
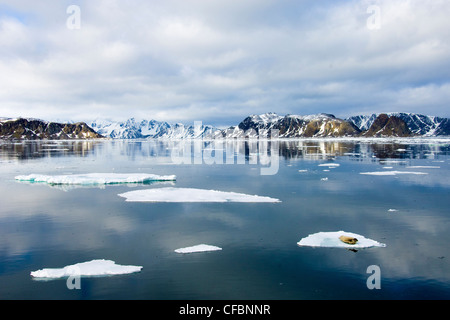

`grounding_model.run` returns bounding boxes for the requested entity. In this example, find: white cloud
[0,0,449,124]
